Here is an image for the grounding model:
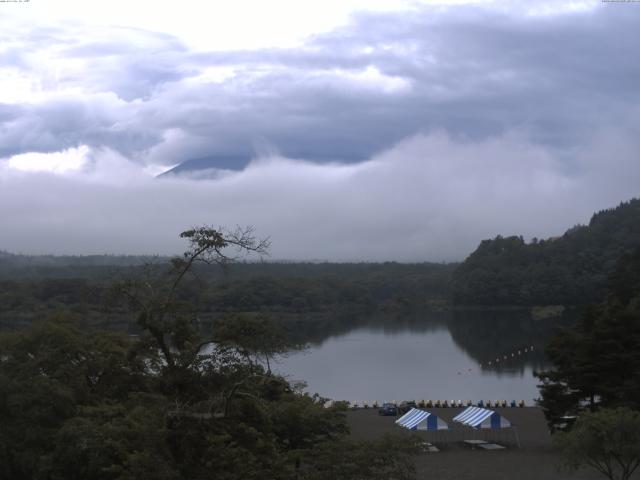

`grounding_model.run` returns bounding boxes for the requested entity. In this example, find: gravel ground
[346,407,631,480]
